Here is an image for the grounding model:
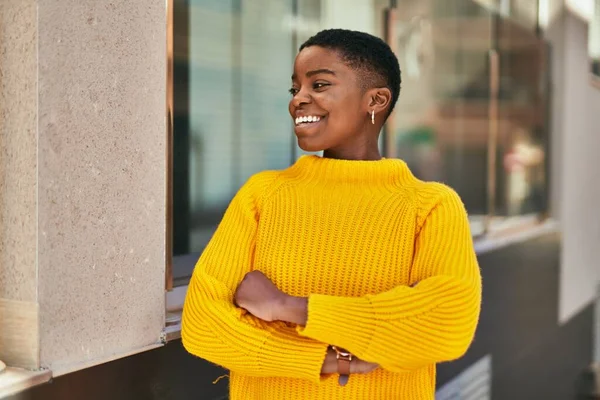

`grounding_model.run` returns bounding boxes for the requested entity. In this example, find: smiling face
[288,46,375,155]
